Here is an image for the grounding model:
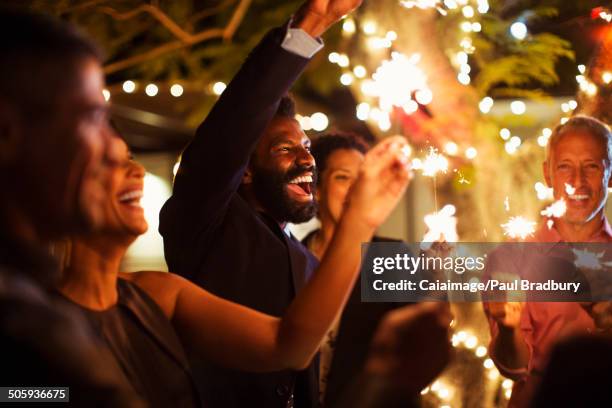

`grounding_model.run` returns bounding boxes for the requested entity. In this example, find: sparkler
[370,52,430,113]
[501,216,537,240]
[540,198,567,218]
[421,147,449,212]
[422,204,458,249]
[573,248,604,270]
